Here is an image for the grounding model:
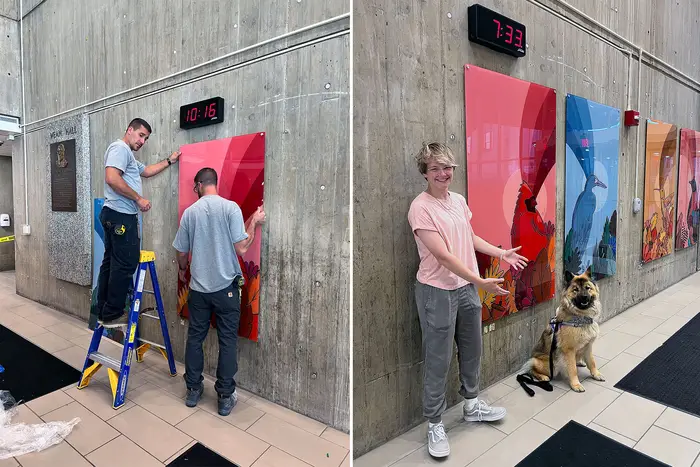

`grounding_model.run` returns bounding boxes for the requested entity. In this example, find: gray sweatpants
[415,281,482,423]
